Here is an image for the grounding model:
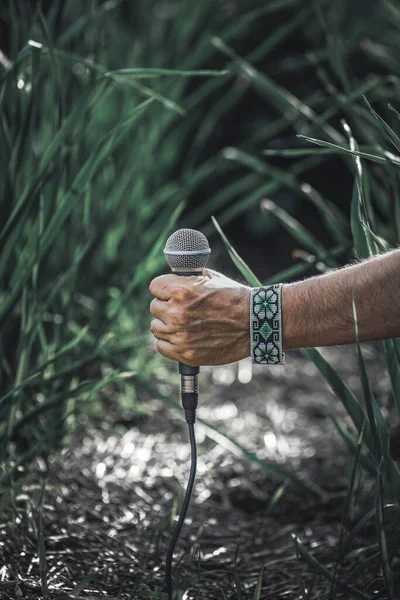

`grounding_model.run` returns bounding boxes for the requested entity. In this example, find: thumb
[203,268,223,280]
